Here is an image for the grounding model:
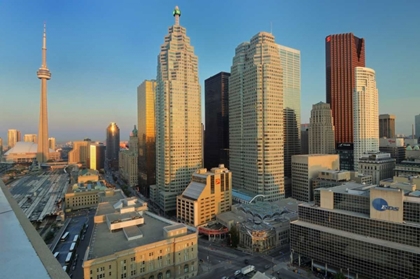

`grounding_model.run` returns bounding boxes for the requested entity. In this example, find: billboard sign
[372,198,399,211]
